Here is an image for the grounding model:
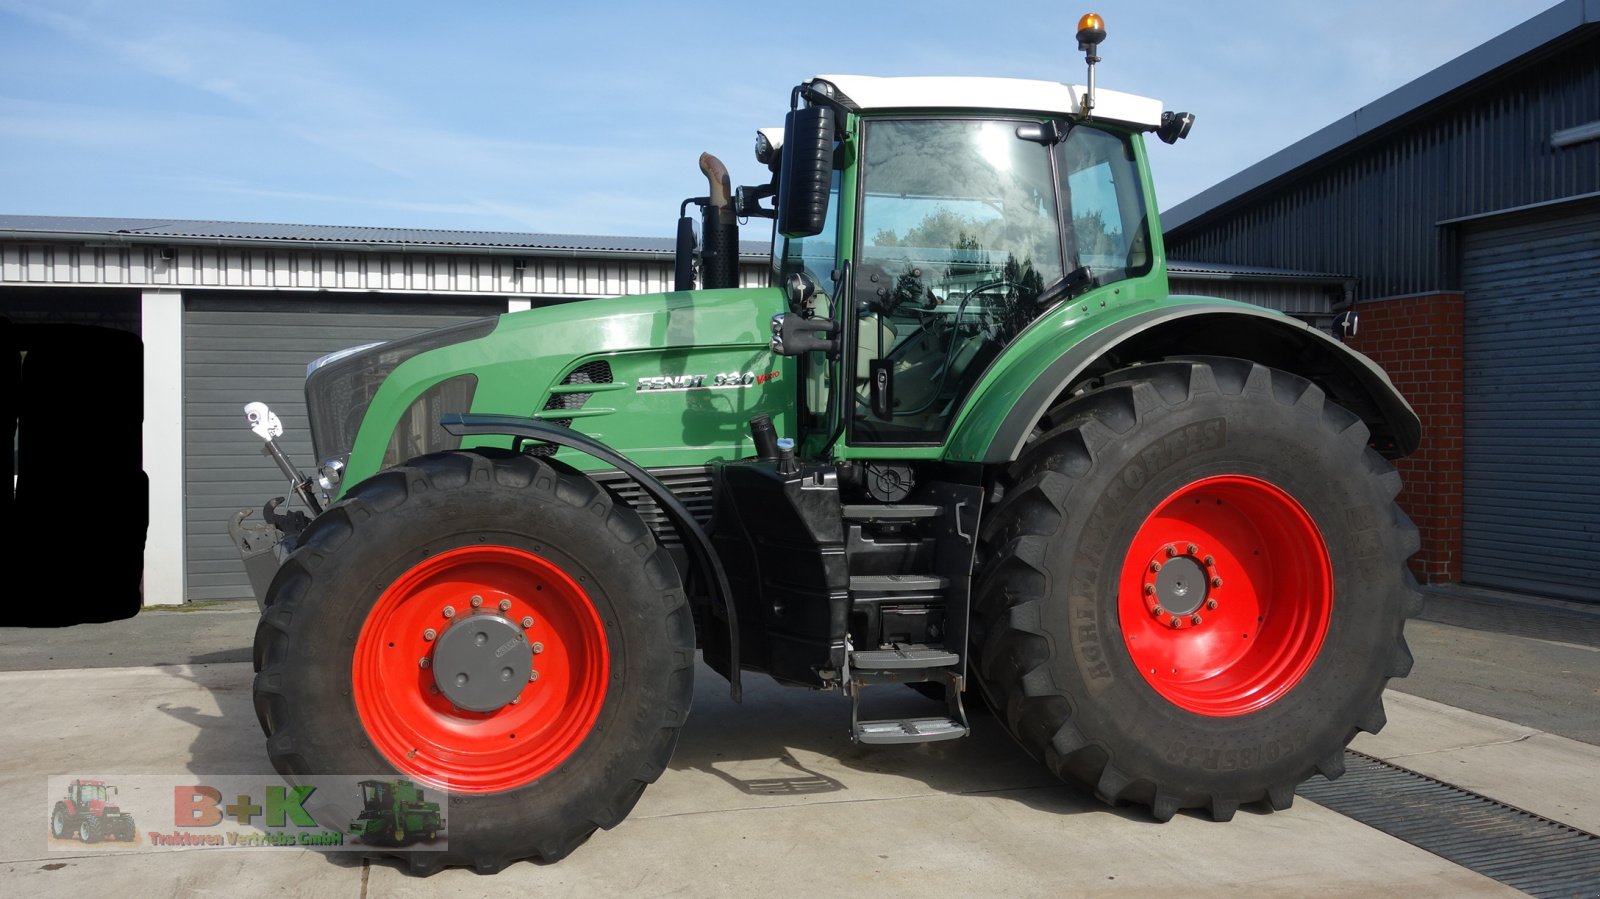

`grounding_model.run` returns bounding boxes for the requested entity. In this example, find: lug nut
[1204,555,1215,567]
[470,595,483,608]
[418,657,431,669]
[510,697,520,705]
[1151,605,1164,617]
[1191,615,1203,626]
[521,616,534,629]
[531,642,544,654]
[442,606,455,619]
[1187,543,1198,555]
[1149,561,1161,573]
[1144,584,1156,596]
[1206,598,1218,610]
[1211,577,1224,588]
[423,628,437,641]
[498,599,512,612]
[528,670,540,682]
[1165,545,1176,557]
[1169,616,1182,628]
